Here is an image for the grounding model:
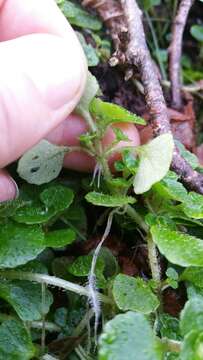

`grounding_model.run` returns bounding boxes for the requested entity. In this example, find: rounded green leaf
[175,140,199,169]
[180,297,203,336]
[76,72,99,115]
[181,267,203,289]
[68,254,106,287]
[45,229,76,248]
[151,224,203,267]
[190,25,203,42]
[61,1,102,30]
[134,133,174,194]
[153,171,188,202]
[99,312,163,360]
[68,255,105,277]
[181,331,203,360]
[113,274,159,314]
[0,280,53,321]
[85,192,136,207]
[40,185,74,213]
[13,203,55,225]
[0,221,45,268]
[77,32,99,67]
[182,192,203,219]
[0,318,36,359]
[13,185,74,225]
[0,199,27,219]
[159,314,181,340]
[90,98,146,126]
[17,140,68,185]
[143,0,161,11]
[64,203,87,240]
